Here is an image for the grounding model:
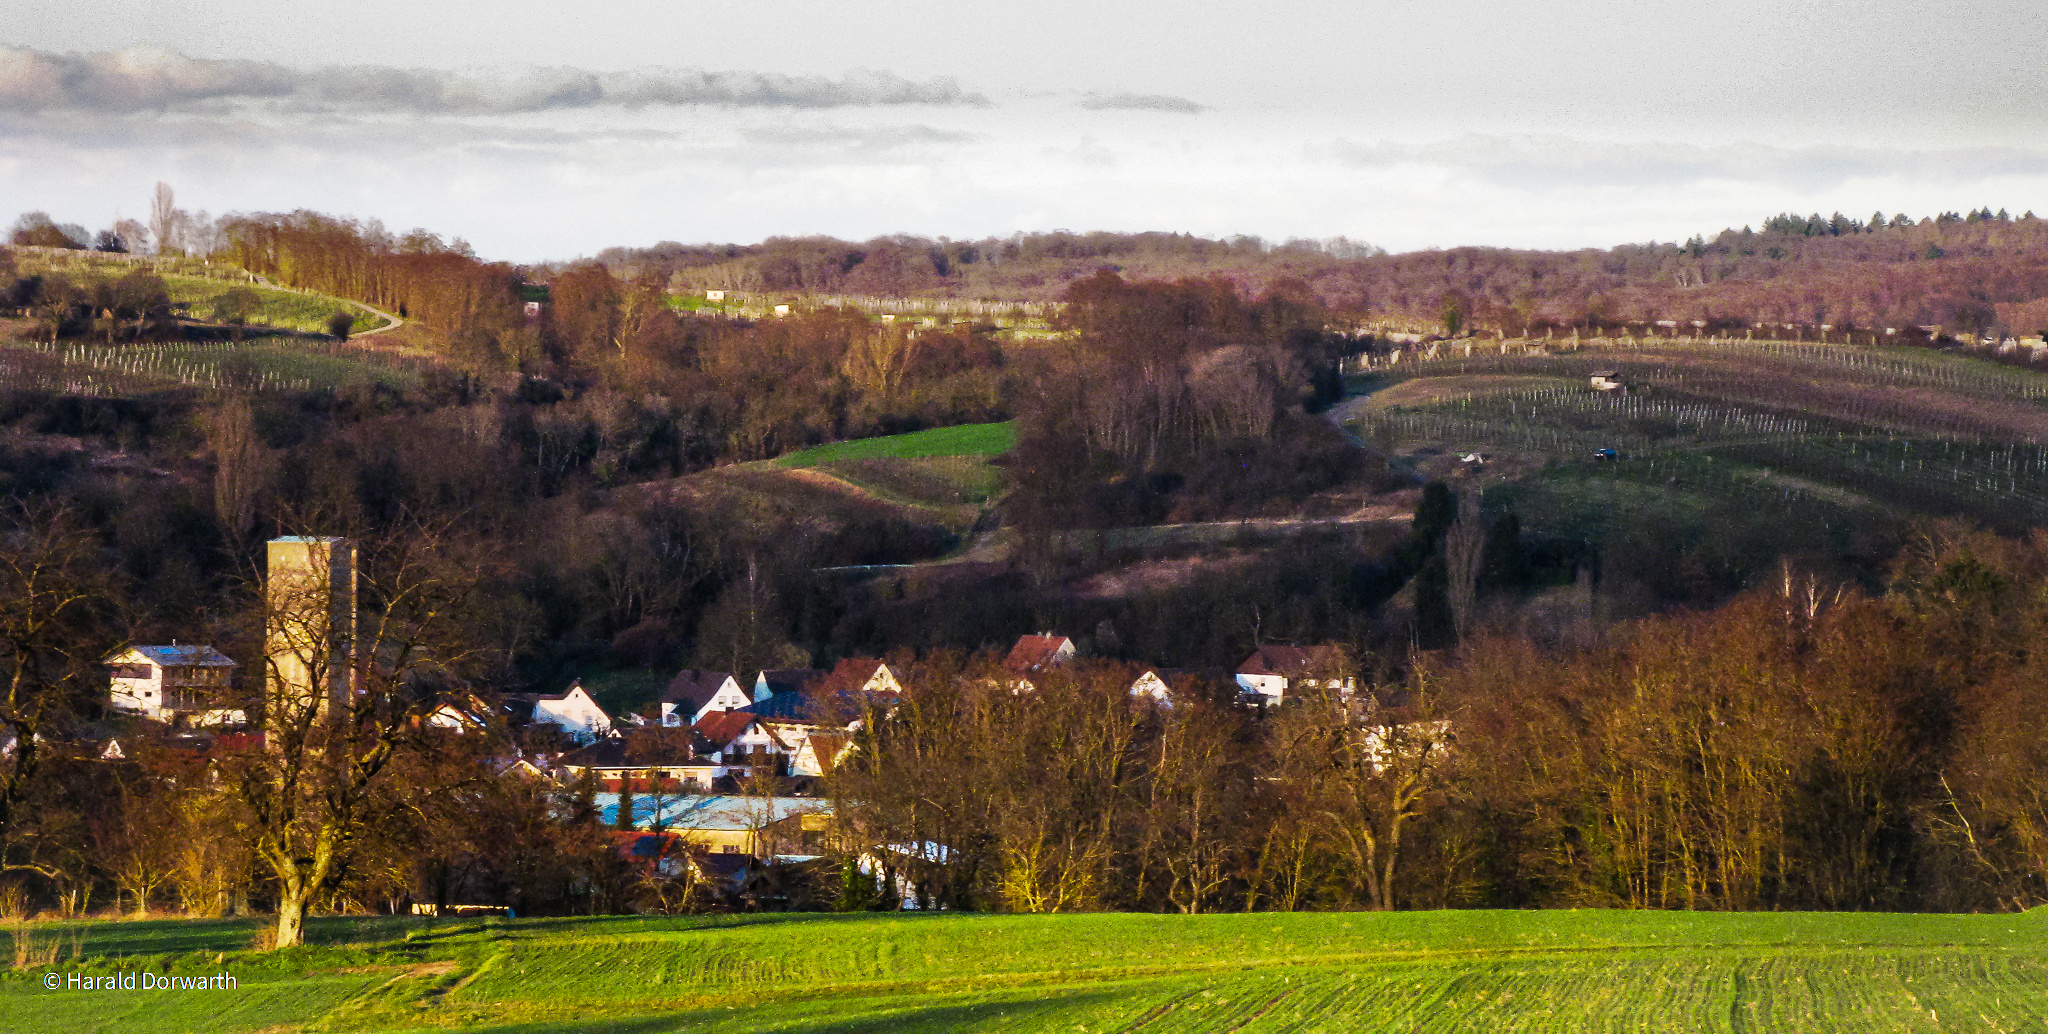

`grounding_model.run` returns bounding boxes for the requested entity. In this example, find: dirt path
[346,299,404,337]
